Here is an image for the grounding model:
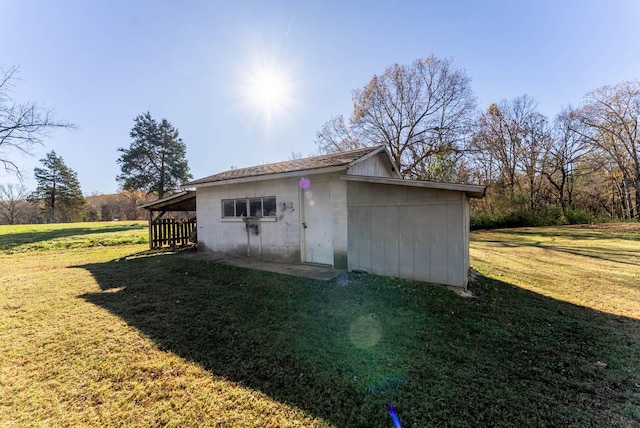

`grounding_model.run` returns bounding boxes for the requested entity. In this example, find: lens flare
[349,315,382,349]
[299,177,310,189]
